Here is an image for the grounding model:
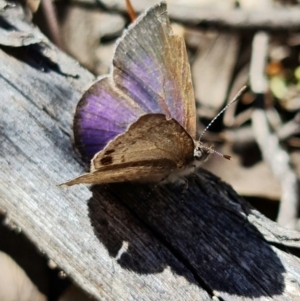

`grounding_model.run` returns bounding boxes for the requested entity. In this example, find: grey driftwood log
[1,2,300,301]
